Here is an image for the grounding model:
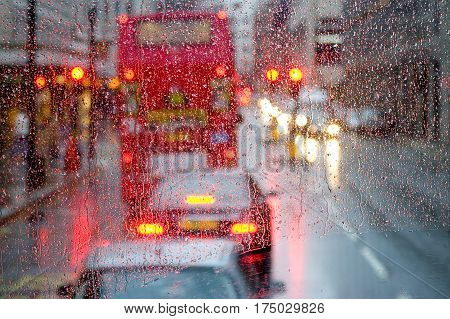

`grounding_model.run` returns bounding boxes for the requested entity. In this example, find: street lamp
[26,0,46,190]
[287,67,303,165]
[88,6,97,162]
